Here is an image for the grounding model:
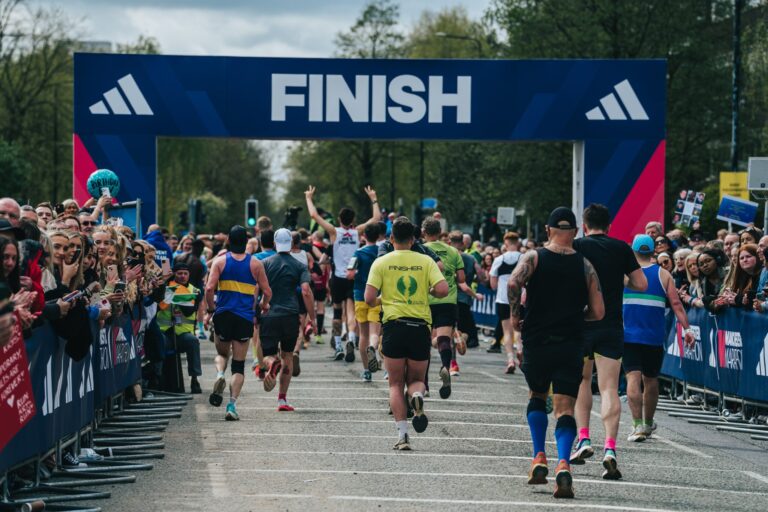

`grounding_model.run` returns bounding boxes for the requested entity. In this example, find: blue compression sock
[527,398,548,456]
[555,415,577,463]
